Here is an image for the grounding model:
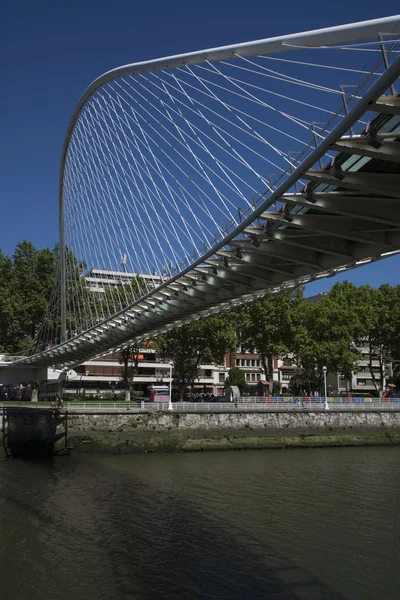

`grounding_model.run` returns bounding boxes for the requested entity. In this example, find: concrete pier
[2,407,67,457]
